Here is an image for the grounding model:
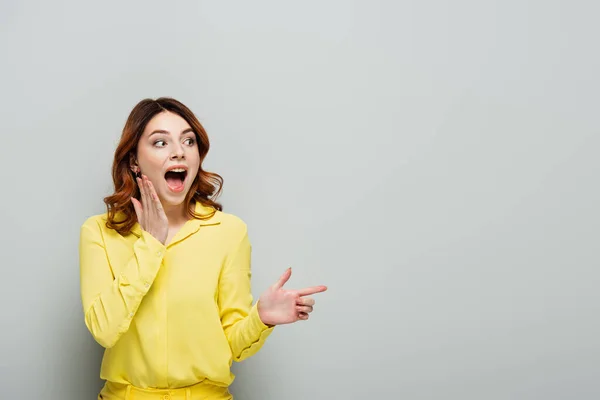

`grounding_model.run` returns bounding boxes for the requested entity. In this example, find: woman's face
[134,111,200,207]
